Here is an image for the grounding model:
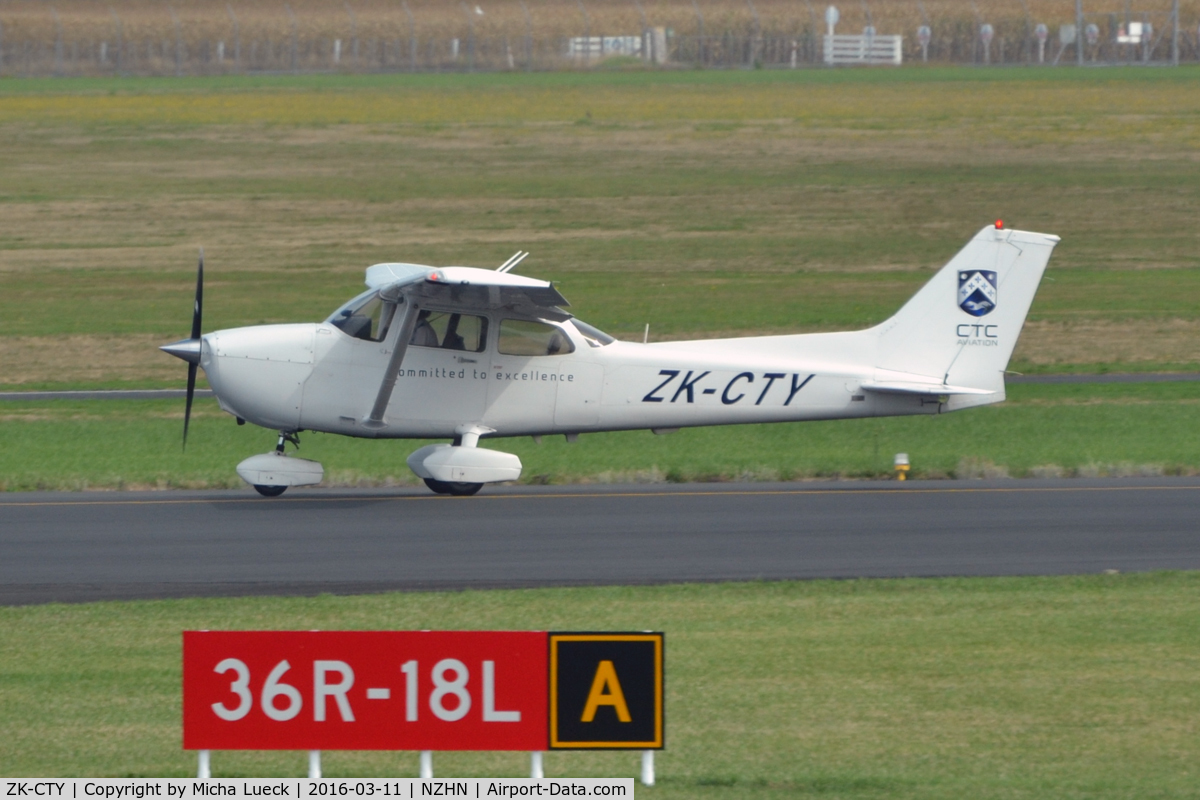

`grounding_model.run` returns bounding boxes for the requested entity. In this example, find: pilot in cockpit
[410,310,439,347]
[441,314,466,351]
